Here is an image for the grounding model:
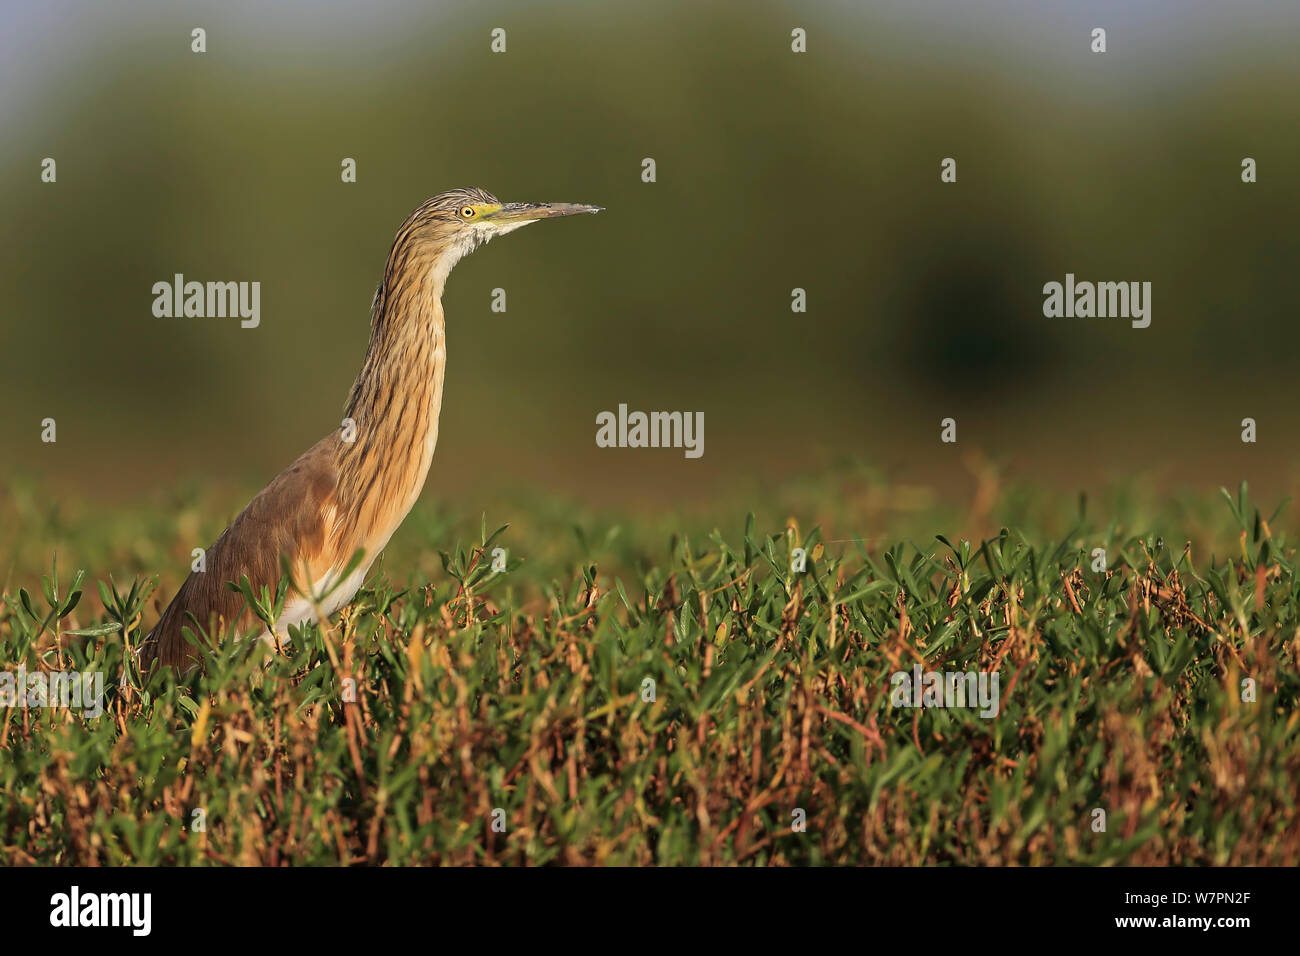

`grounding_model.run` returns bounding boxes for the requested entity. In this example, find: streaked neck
[335,258,448,554]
